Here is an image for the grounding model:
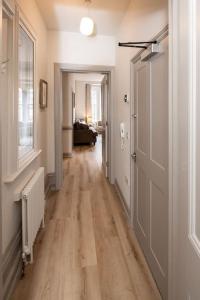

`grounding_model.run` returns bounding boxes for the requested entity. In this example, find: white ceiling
[36,0,130,35]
